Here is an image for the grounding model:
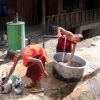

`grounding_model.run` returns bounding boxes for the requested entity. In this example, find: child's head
[5,49,18,62]
[73,34,83,43]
